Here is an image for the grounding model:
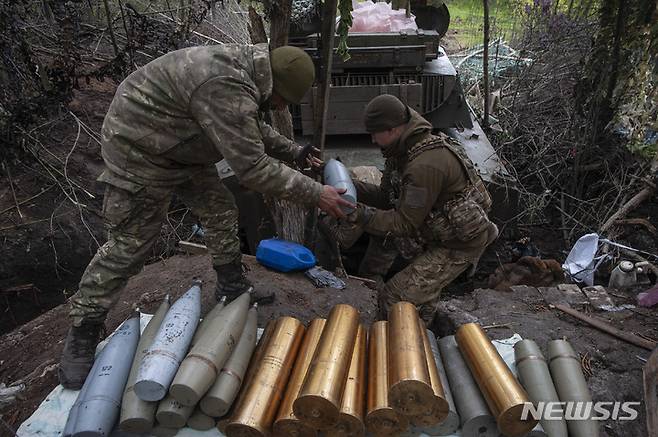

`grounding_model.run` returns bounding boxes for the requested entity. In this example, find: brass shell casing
[294,304,360,429]
[410,320,450,428]
[455,323,539,437]
[217,321,277,436]
[366,321,409,436]
[387,302,435,417]
[327,324,367,437]
[225,317,305,437]
[273,318,327,437]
